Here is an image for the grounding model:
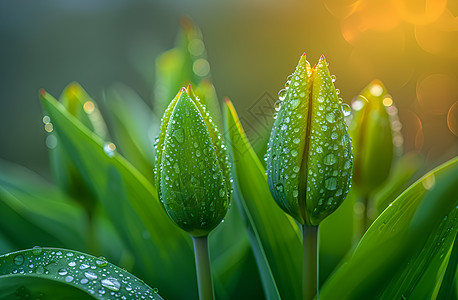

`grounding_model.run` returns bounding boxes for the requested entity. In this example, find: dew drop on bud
[341,103,351,117]
[331,75,336,82]
[278,89,287,101]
